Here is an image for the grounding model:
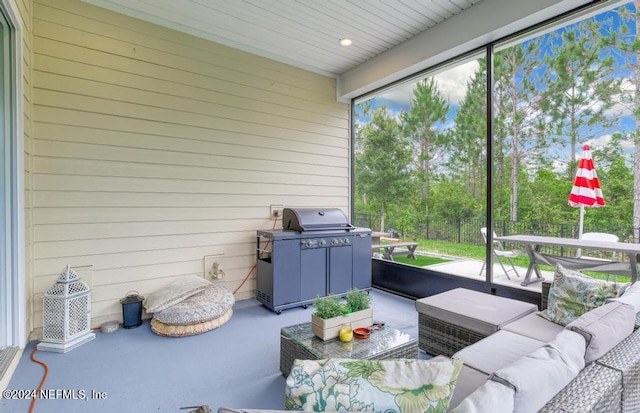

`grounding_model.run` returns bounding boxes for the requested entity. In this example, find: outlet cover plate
[270,204,284,219]
[203,254,224,279]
